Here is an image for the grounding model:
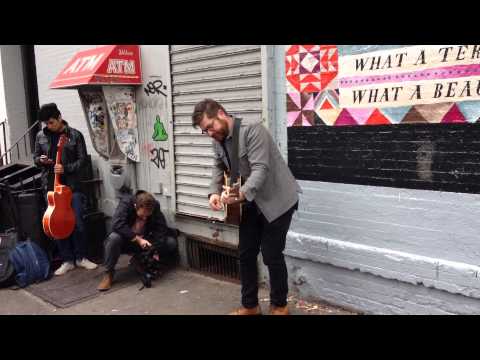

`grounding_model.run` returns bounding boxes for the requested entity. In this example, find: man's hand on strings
[221,186,245,205]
